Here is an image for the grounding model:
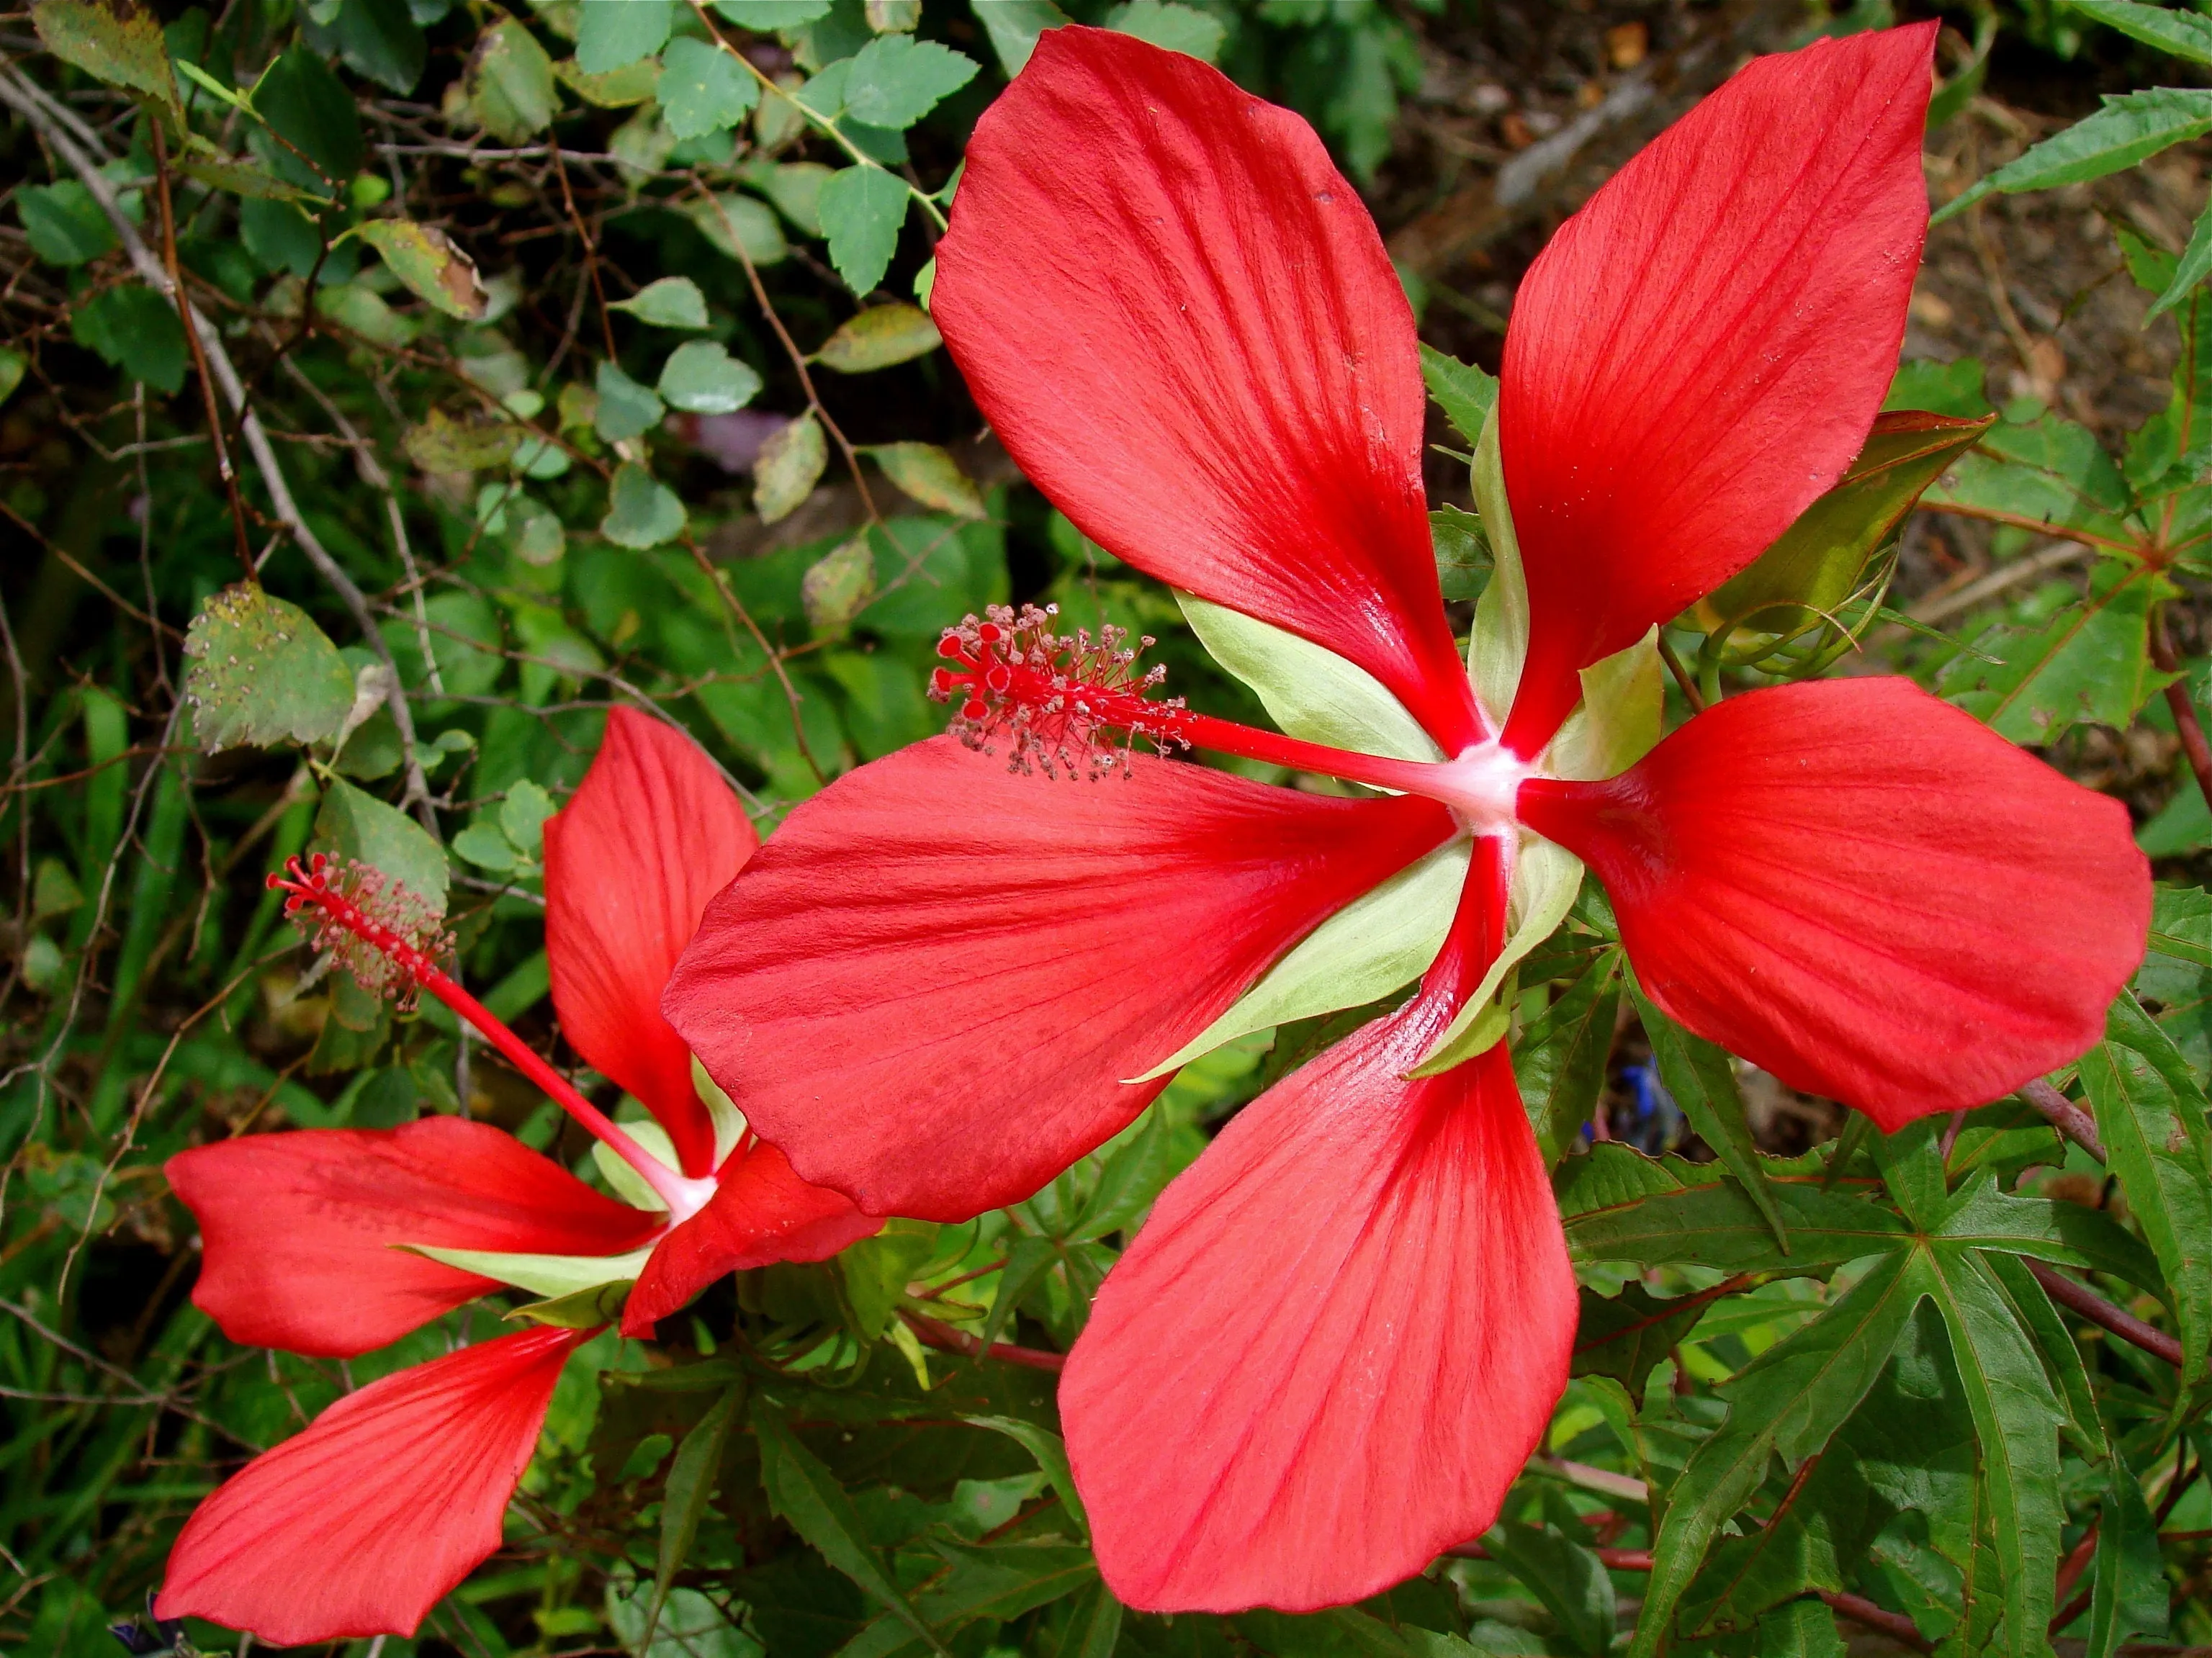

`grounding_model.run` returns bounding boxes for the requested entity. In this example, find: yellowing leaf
[814,302,942,372]
[355,220,487,320]
[866,442,982,518]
